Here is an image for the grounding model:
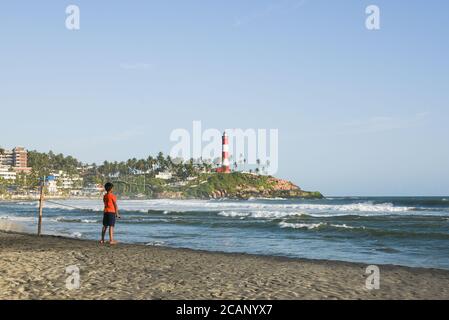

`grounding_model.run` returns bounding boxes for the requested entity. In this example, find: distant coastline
[1,172,323,201]
[2,149,323,201]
